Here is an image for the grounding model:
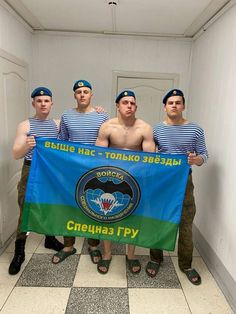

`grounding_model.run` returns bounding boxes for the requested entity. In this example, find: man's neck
[34,114,50,120]
[118,116,136,127]
[164,116,187,125]
[76,104,94,113]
